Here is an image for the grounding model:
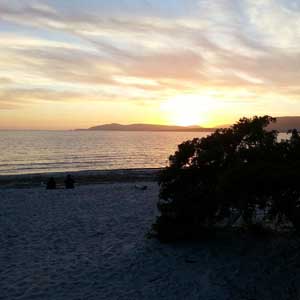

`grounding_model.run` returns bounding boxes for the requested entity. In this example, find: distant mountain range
[267,117,300,132]
[76,117,300,132]
[76,123,215,132]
